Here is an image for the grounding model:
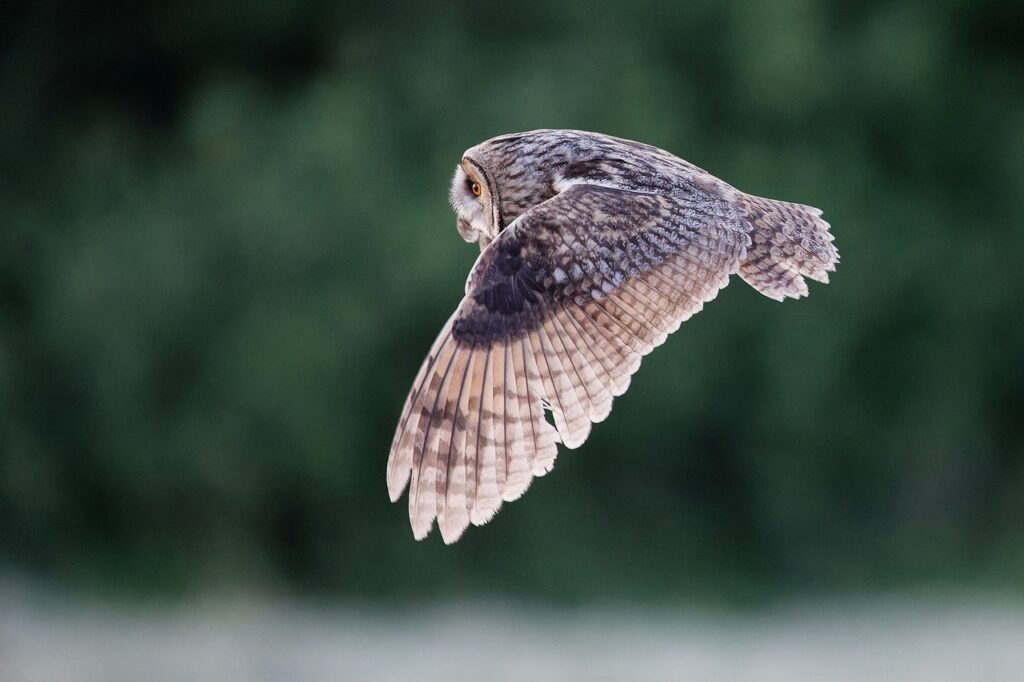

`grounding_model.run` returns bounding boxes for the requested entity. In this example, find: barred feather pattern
[388,183,752,543]
[737,194,840,300]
